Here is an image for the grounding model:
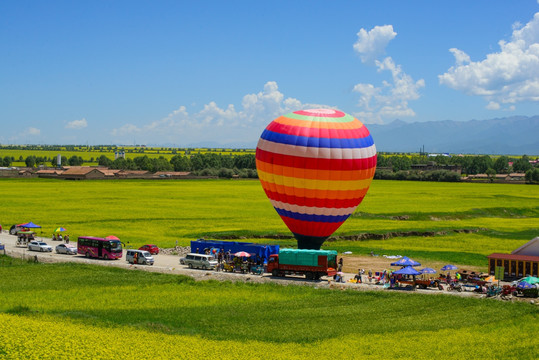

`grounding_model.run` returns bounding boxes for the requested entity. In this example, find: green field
[0,146,255,166]
[1,178,538,269]
[0,258,537,359]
